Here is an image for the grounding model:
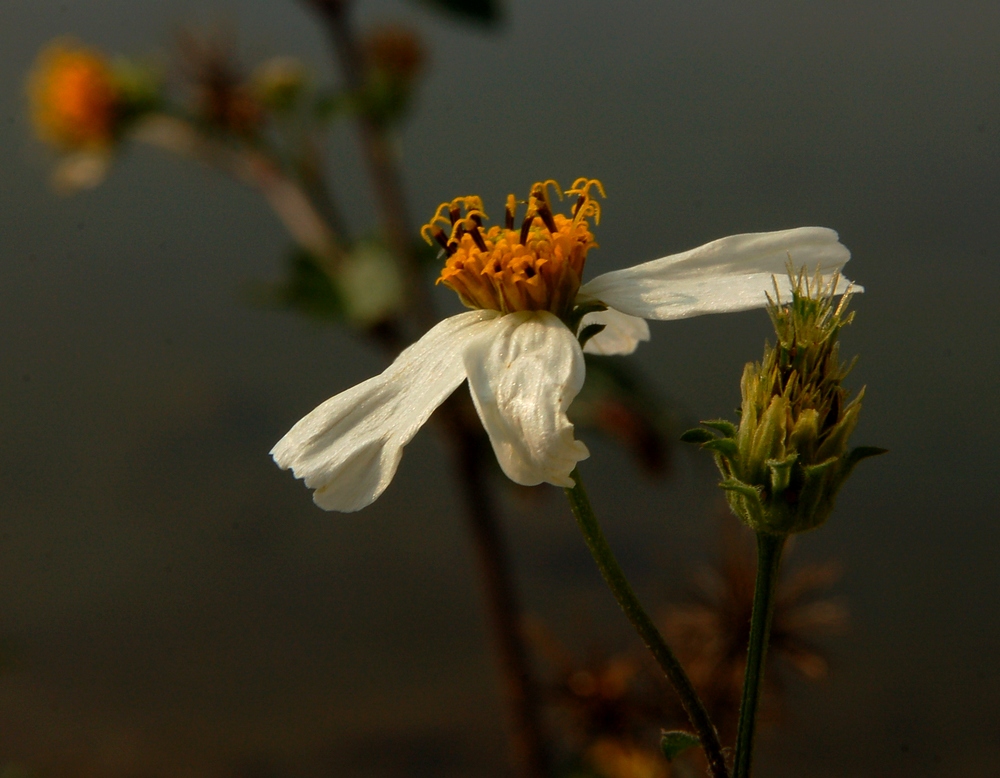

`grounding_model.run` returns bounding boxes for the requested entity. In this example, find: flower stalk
[684,267,883,776]
[564,468,729,778]
[732,531,786,778]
